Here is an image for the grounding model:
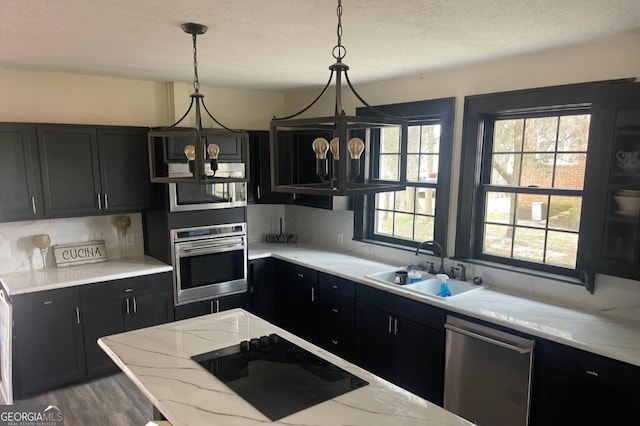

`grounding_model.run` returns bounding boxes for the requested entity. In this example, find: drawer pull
[43,300,53,305]
[311,287,316,302]
[585,370,599,377]
[297,273,304,278]
[124,288,133,293]
[132,297,137,314]
[388,315,393,334]
[31,196,36,215]
[332,308,339,313]
[126,298,130,315]
[332,285,339,289]
[76,307,80,324]
[331,340,339,345]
